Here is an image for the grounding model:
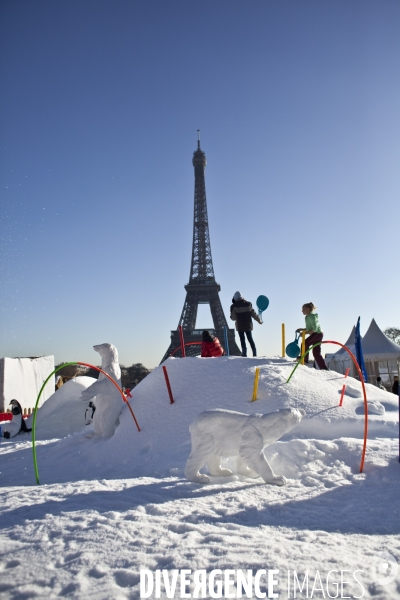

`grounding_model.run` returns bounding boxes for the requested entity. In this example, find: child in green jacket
[296,303,328,370]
